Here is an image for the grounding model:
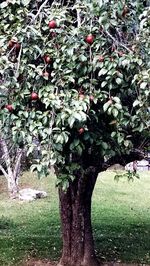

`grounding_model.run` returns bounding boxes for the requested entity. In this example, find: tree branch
[76,8,81,28]
[0,138,14,177]
[104,30,132,52]
[102,149,145,171]
[16,44,22,77]
[13,148,23,180]
[31,0,49,23]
